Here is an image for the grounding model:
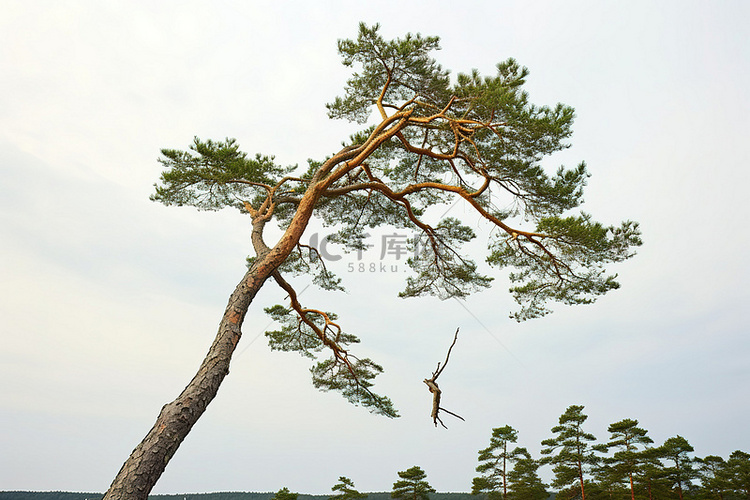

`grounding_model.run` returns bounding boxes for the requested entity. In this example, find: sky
[1,0,749,495]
